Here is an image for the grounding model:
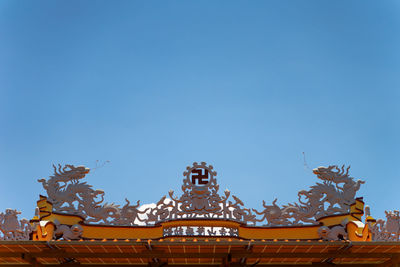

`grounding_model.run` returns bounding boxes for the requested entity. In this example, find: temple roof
[1,240,400,266]
[1,162,399,266]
